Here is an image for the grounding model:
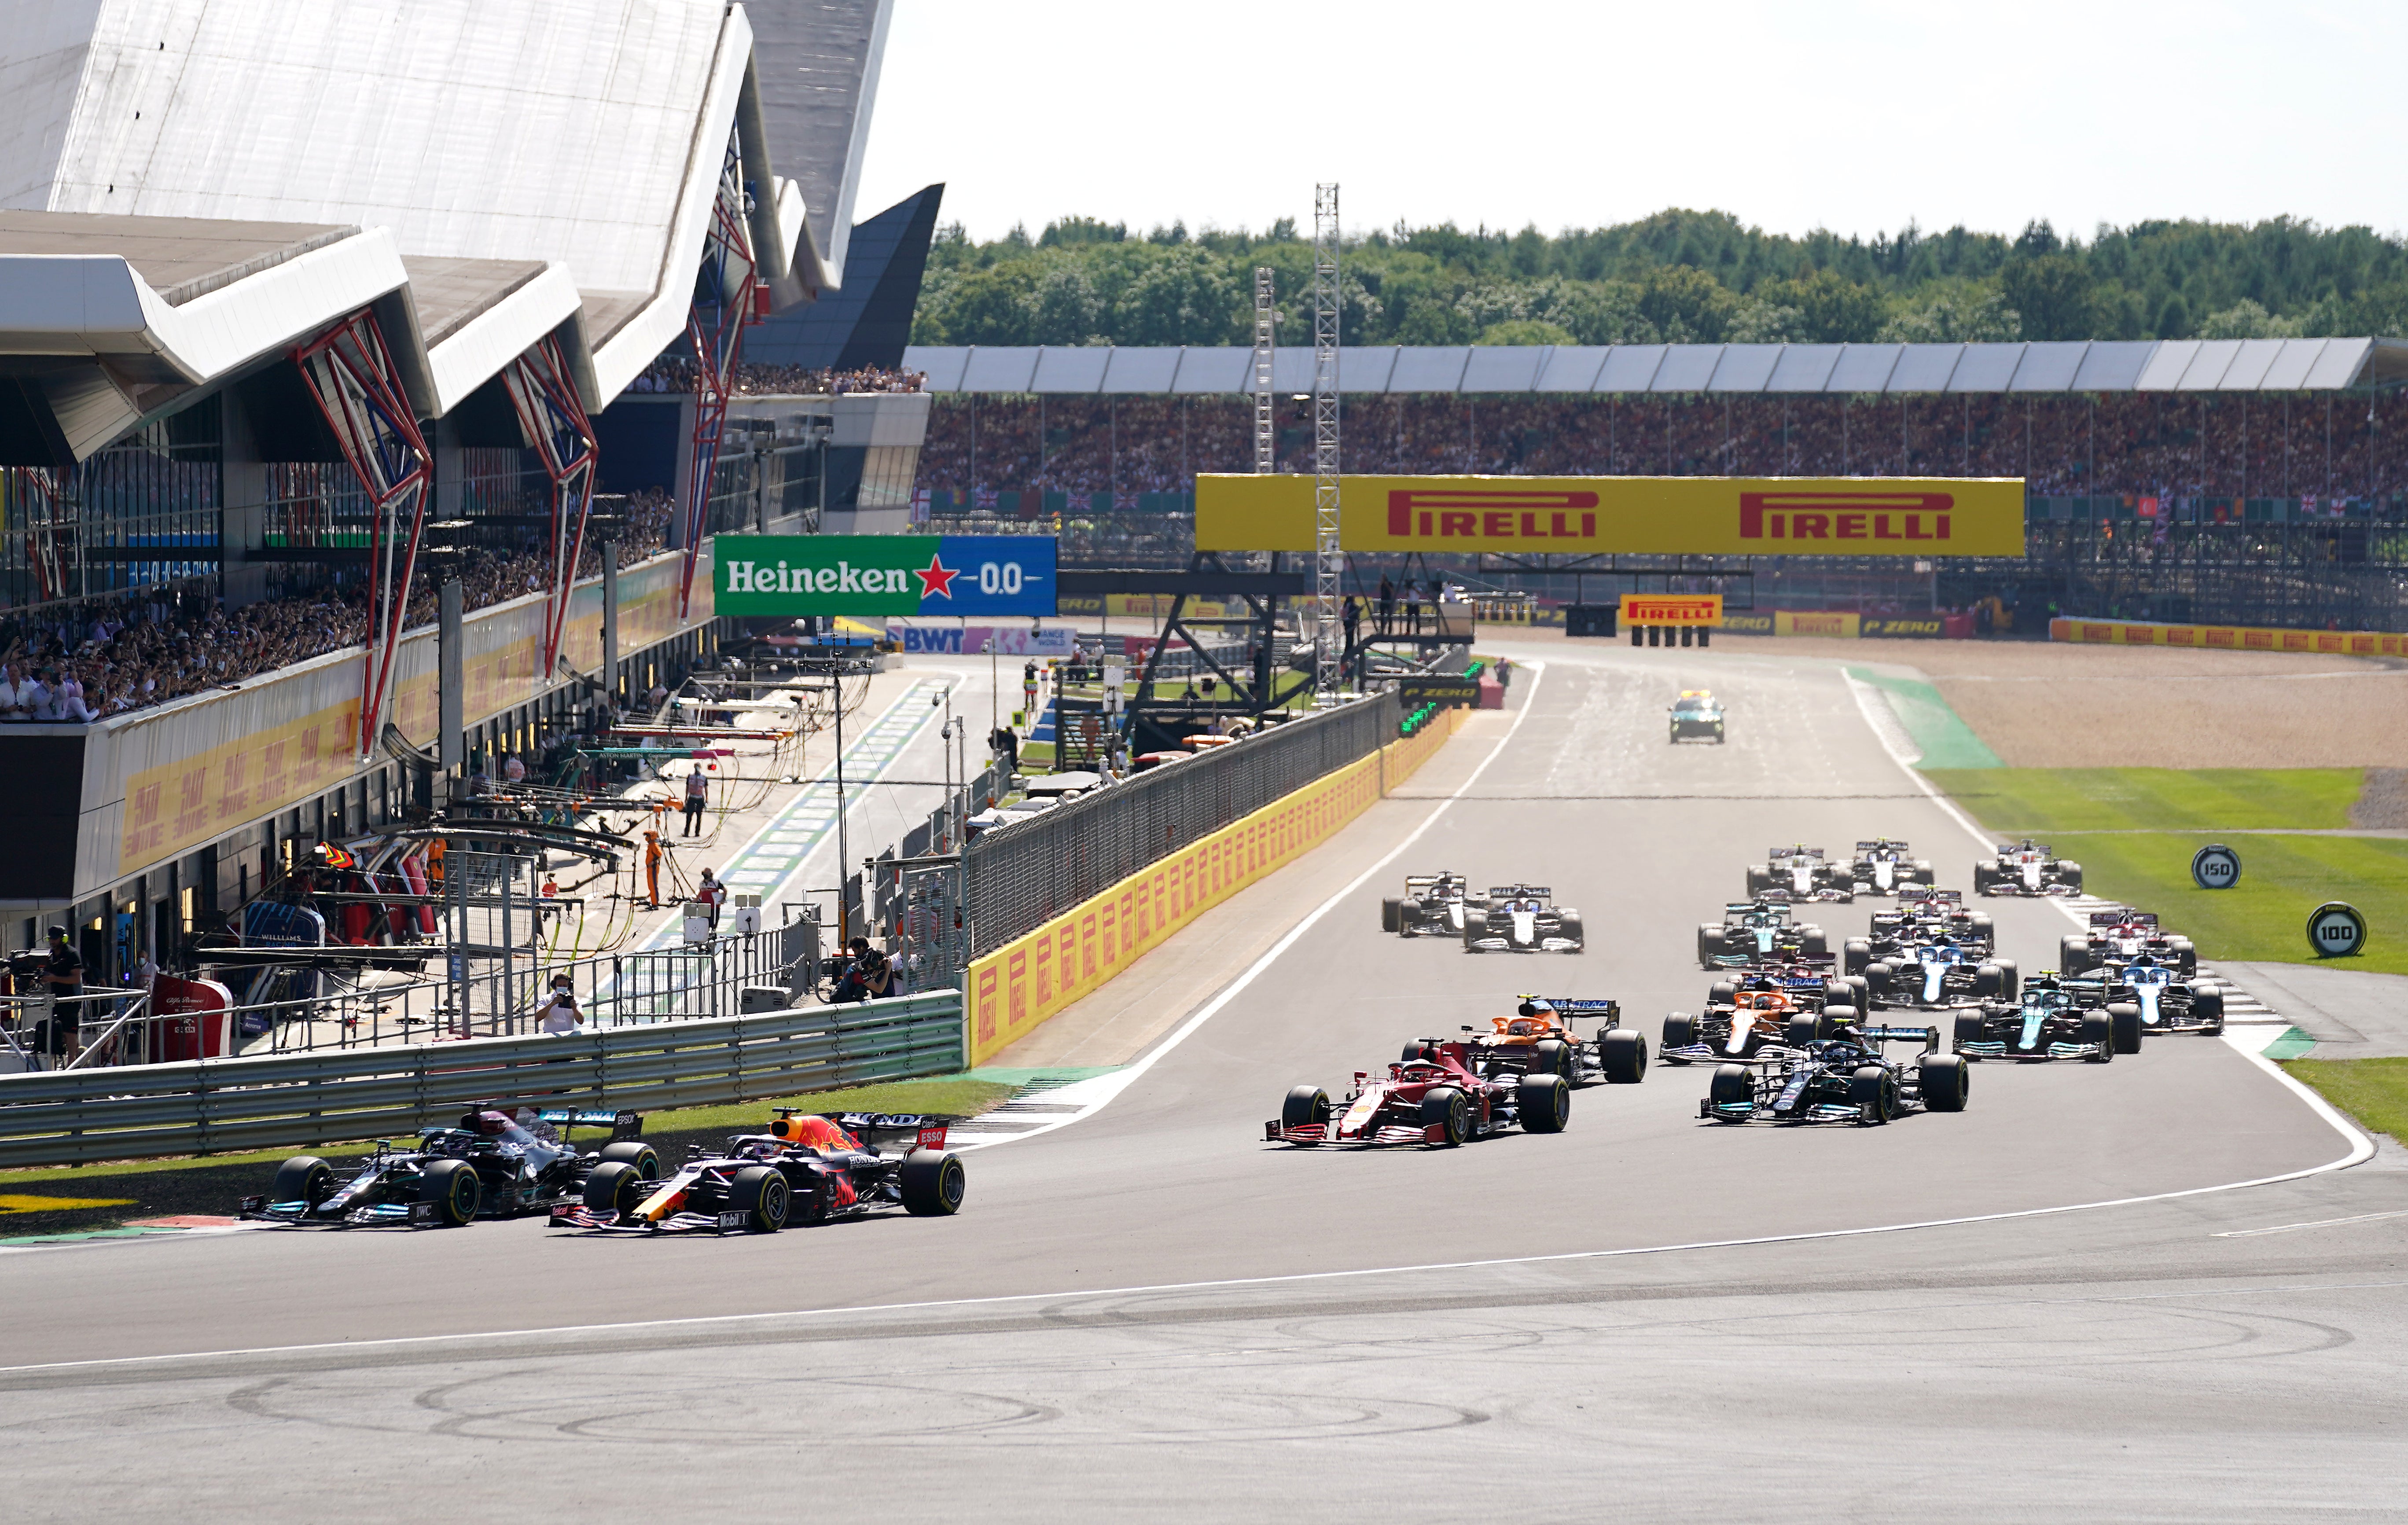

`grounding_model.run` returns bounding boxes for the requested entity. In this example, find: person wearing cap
[532,974,582,1035]
[39,926,83,1068]
[695,867,727,929]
